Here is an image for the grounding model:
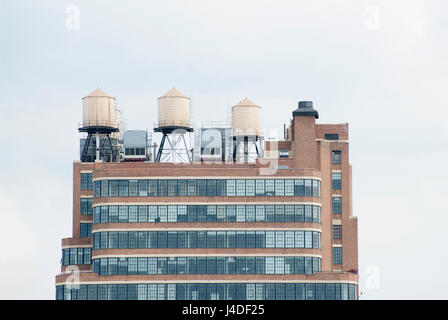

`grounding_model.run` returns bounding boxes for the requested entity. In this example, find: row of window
[93,178,321,198]
[93,230,322,250]
[57,283,357,300]
[84,173,340,194]
[93,204,322,224]
[93,256,322,276]
[87,201,339,220]
[61,248,92,266]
